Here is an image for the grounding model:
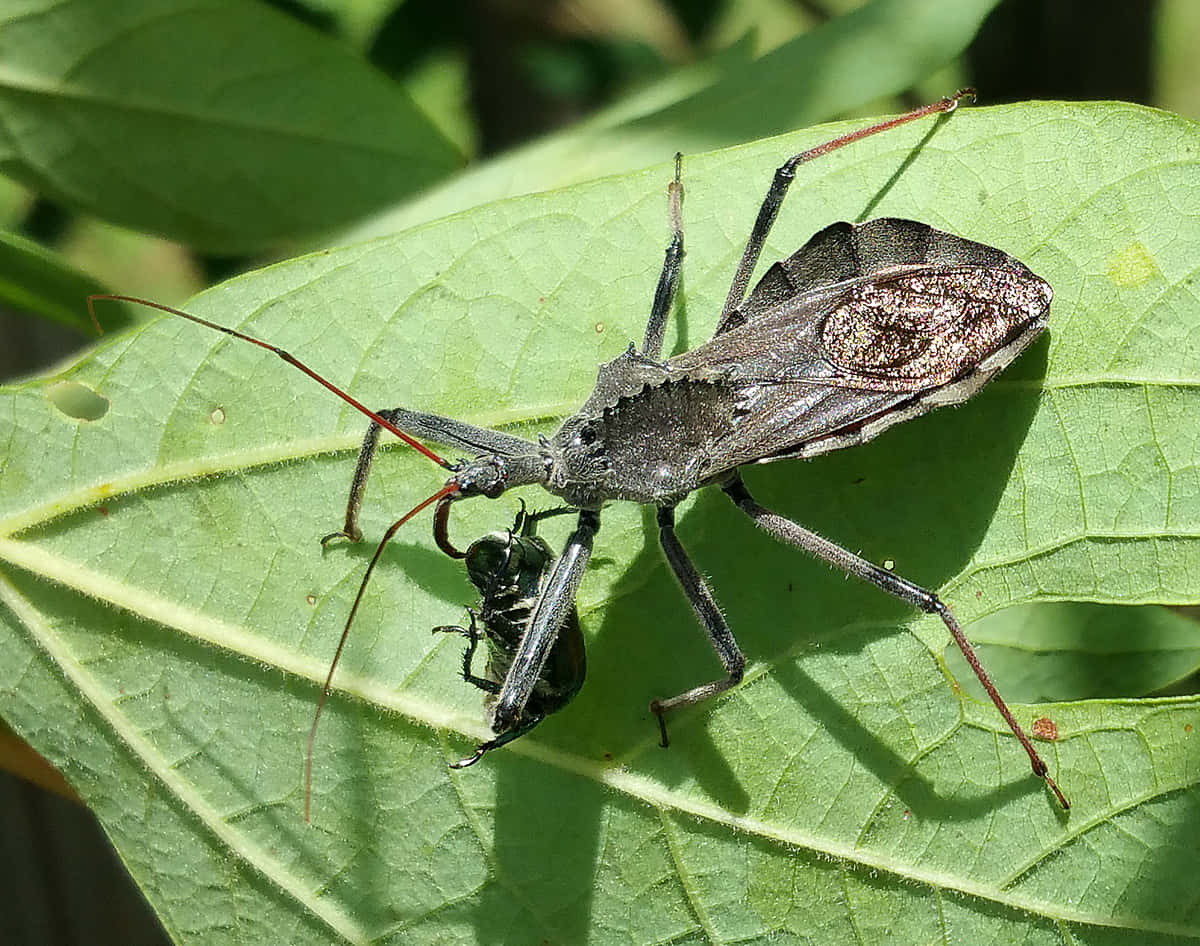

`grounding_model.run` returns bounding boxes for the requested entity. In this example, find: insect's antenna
[87,294,452,470]
[305,480,460,822]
